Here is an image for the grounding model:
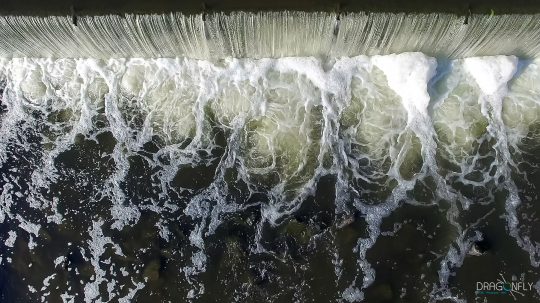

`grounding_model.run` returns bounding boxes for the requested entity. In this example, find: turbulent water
[1,53,540,302]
